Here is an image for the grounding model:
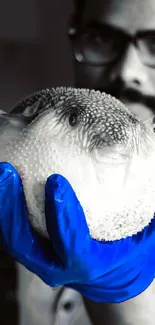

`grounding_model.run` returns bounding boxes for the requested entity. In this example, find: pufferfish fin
[9,88,56,123]
[0,110,27,157]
